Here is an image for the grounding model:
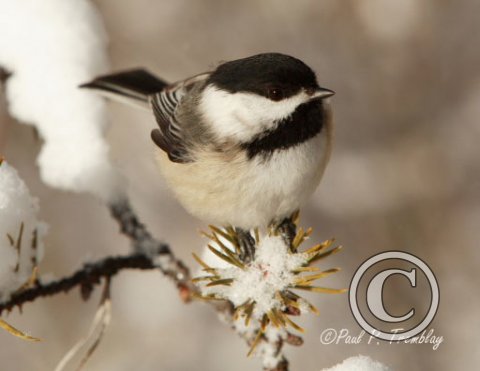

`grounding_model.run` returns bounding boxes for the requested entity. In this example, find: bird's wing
[150,72,210,163]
